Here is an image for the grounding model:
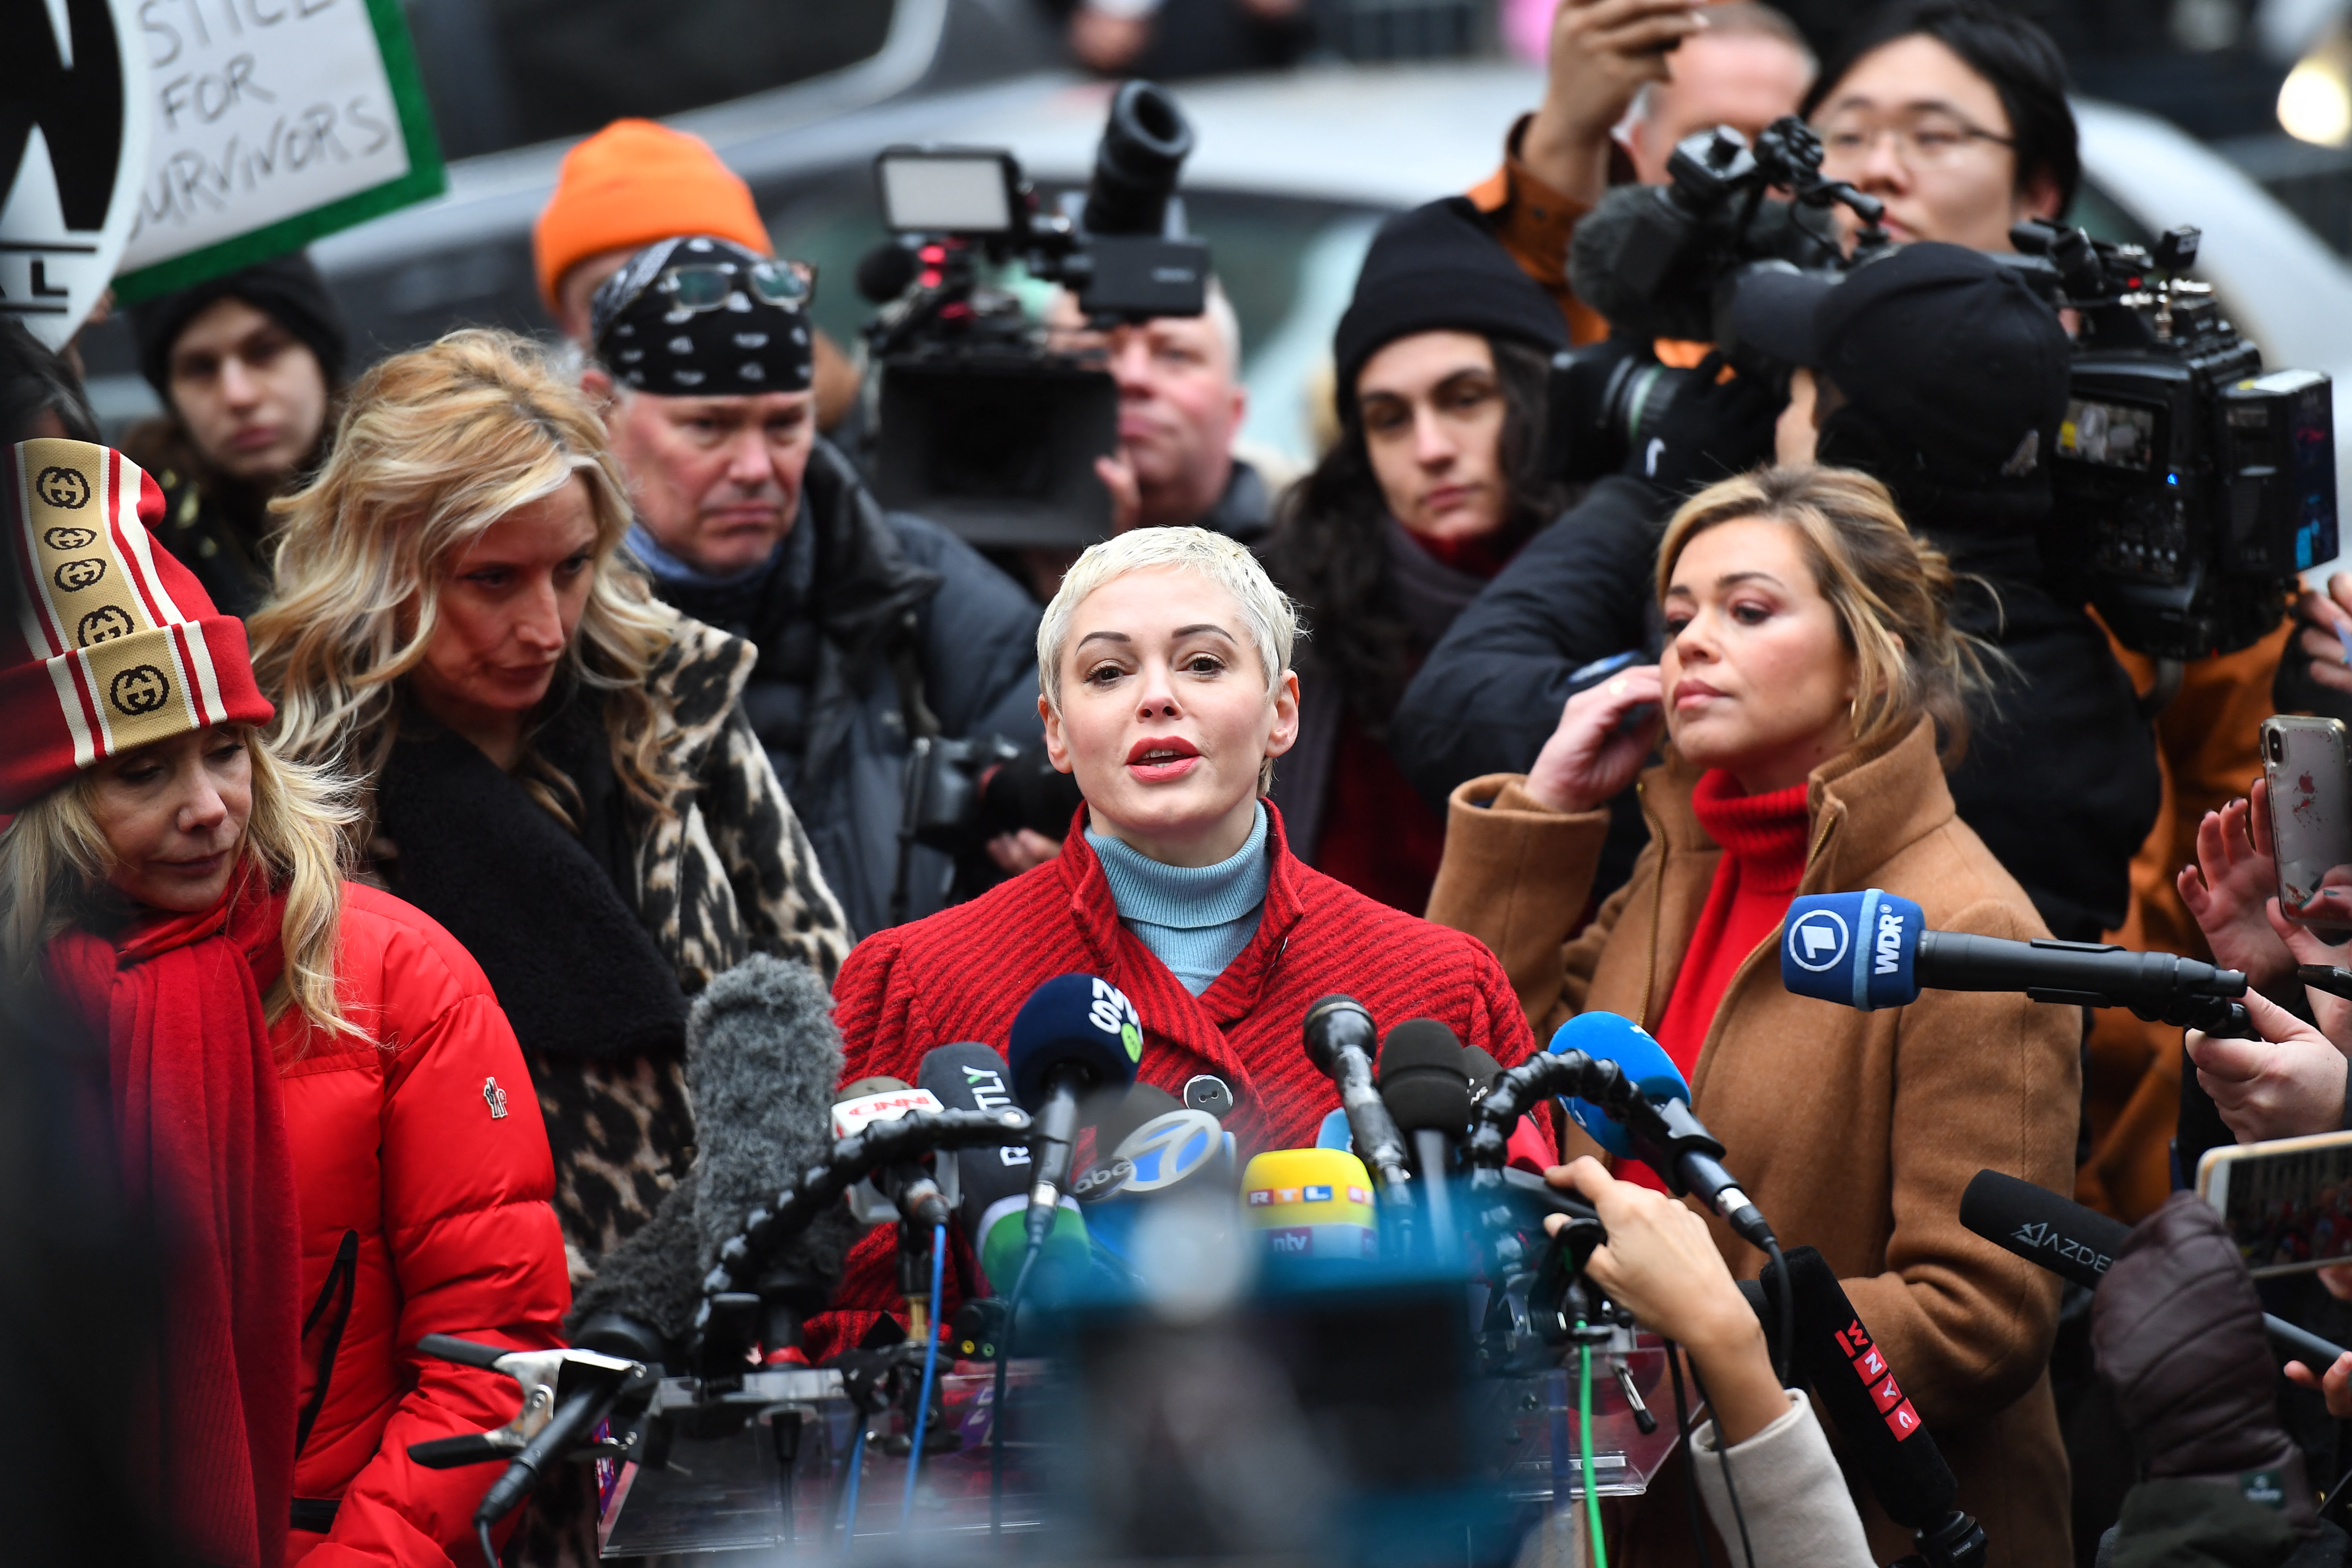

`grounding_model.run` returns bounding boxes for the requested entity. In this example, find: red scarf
[1636,772,1811,1194]
[45,873,301,1568]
